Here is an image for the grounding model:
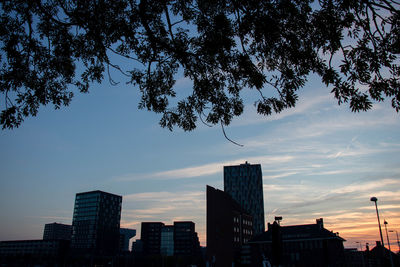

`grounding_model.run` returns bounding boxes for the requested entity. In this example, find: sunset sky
[0,68,399,250]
